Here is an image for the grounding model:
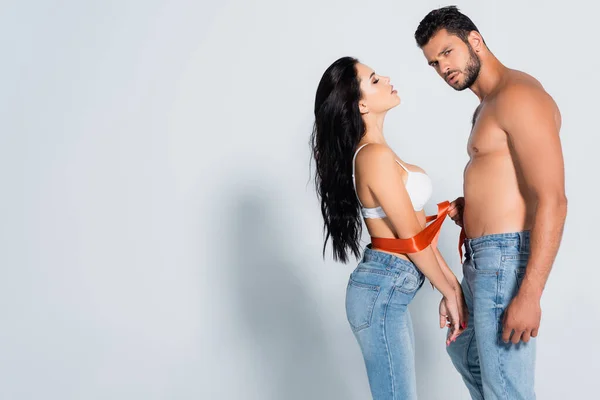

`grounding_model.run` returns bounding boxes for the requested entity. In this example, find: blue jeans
[447,231,536,399]
[345,247,425,400]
